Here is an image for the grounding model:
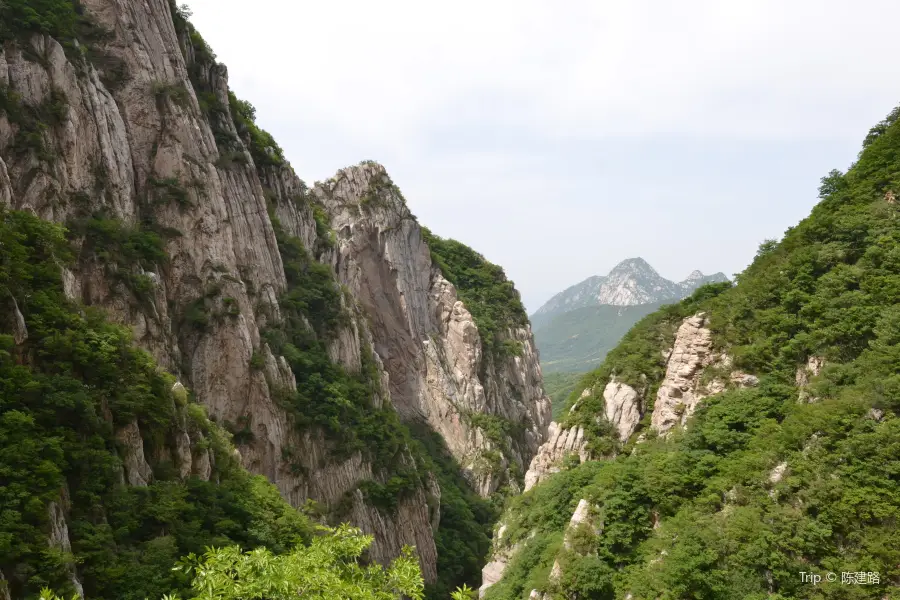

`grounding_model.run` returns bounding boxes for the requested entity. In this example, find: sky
[183,0,900,313]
